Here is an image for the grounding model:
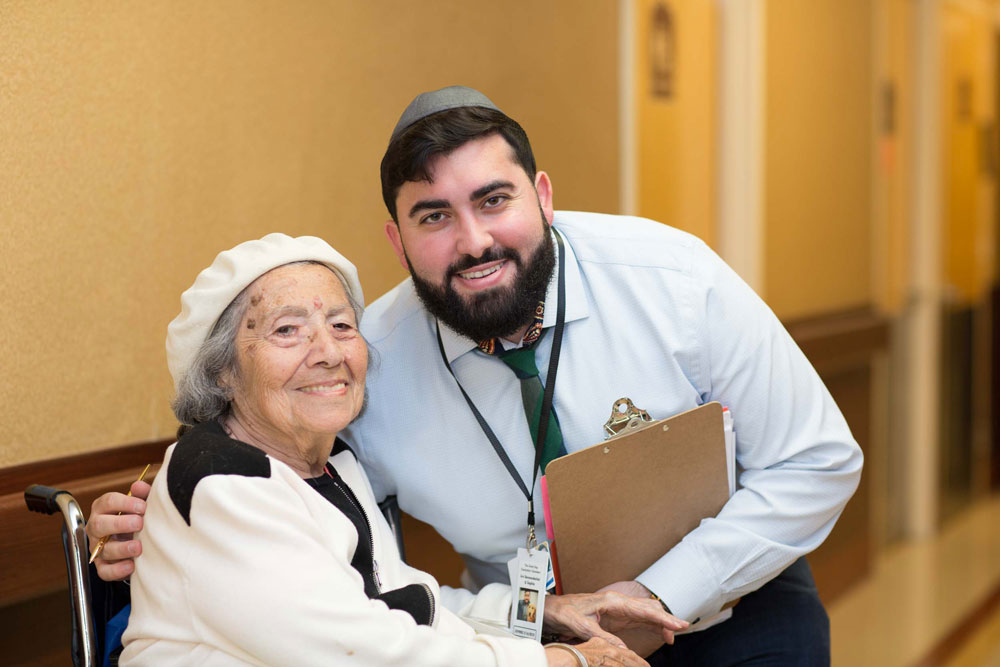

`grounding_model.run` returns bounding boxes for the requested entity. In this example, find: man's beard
[408,225,556,343]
